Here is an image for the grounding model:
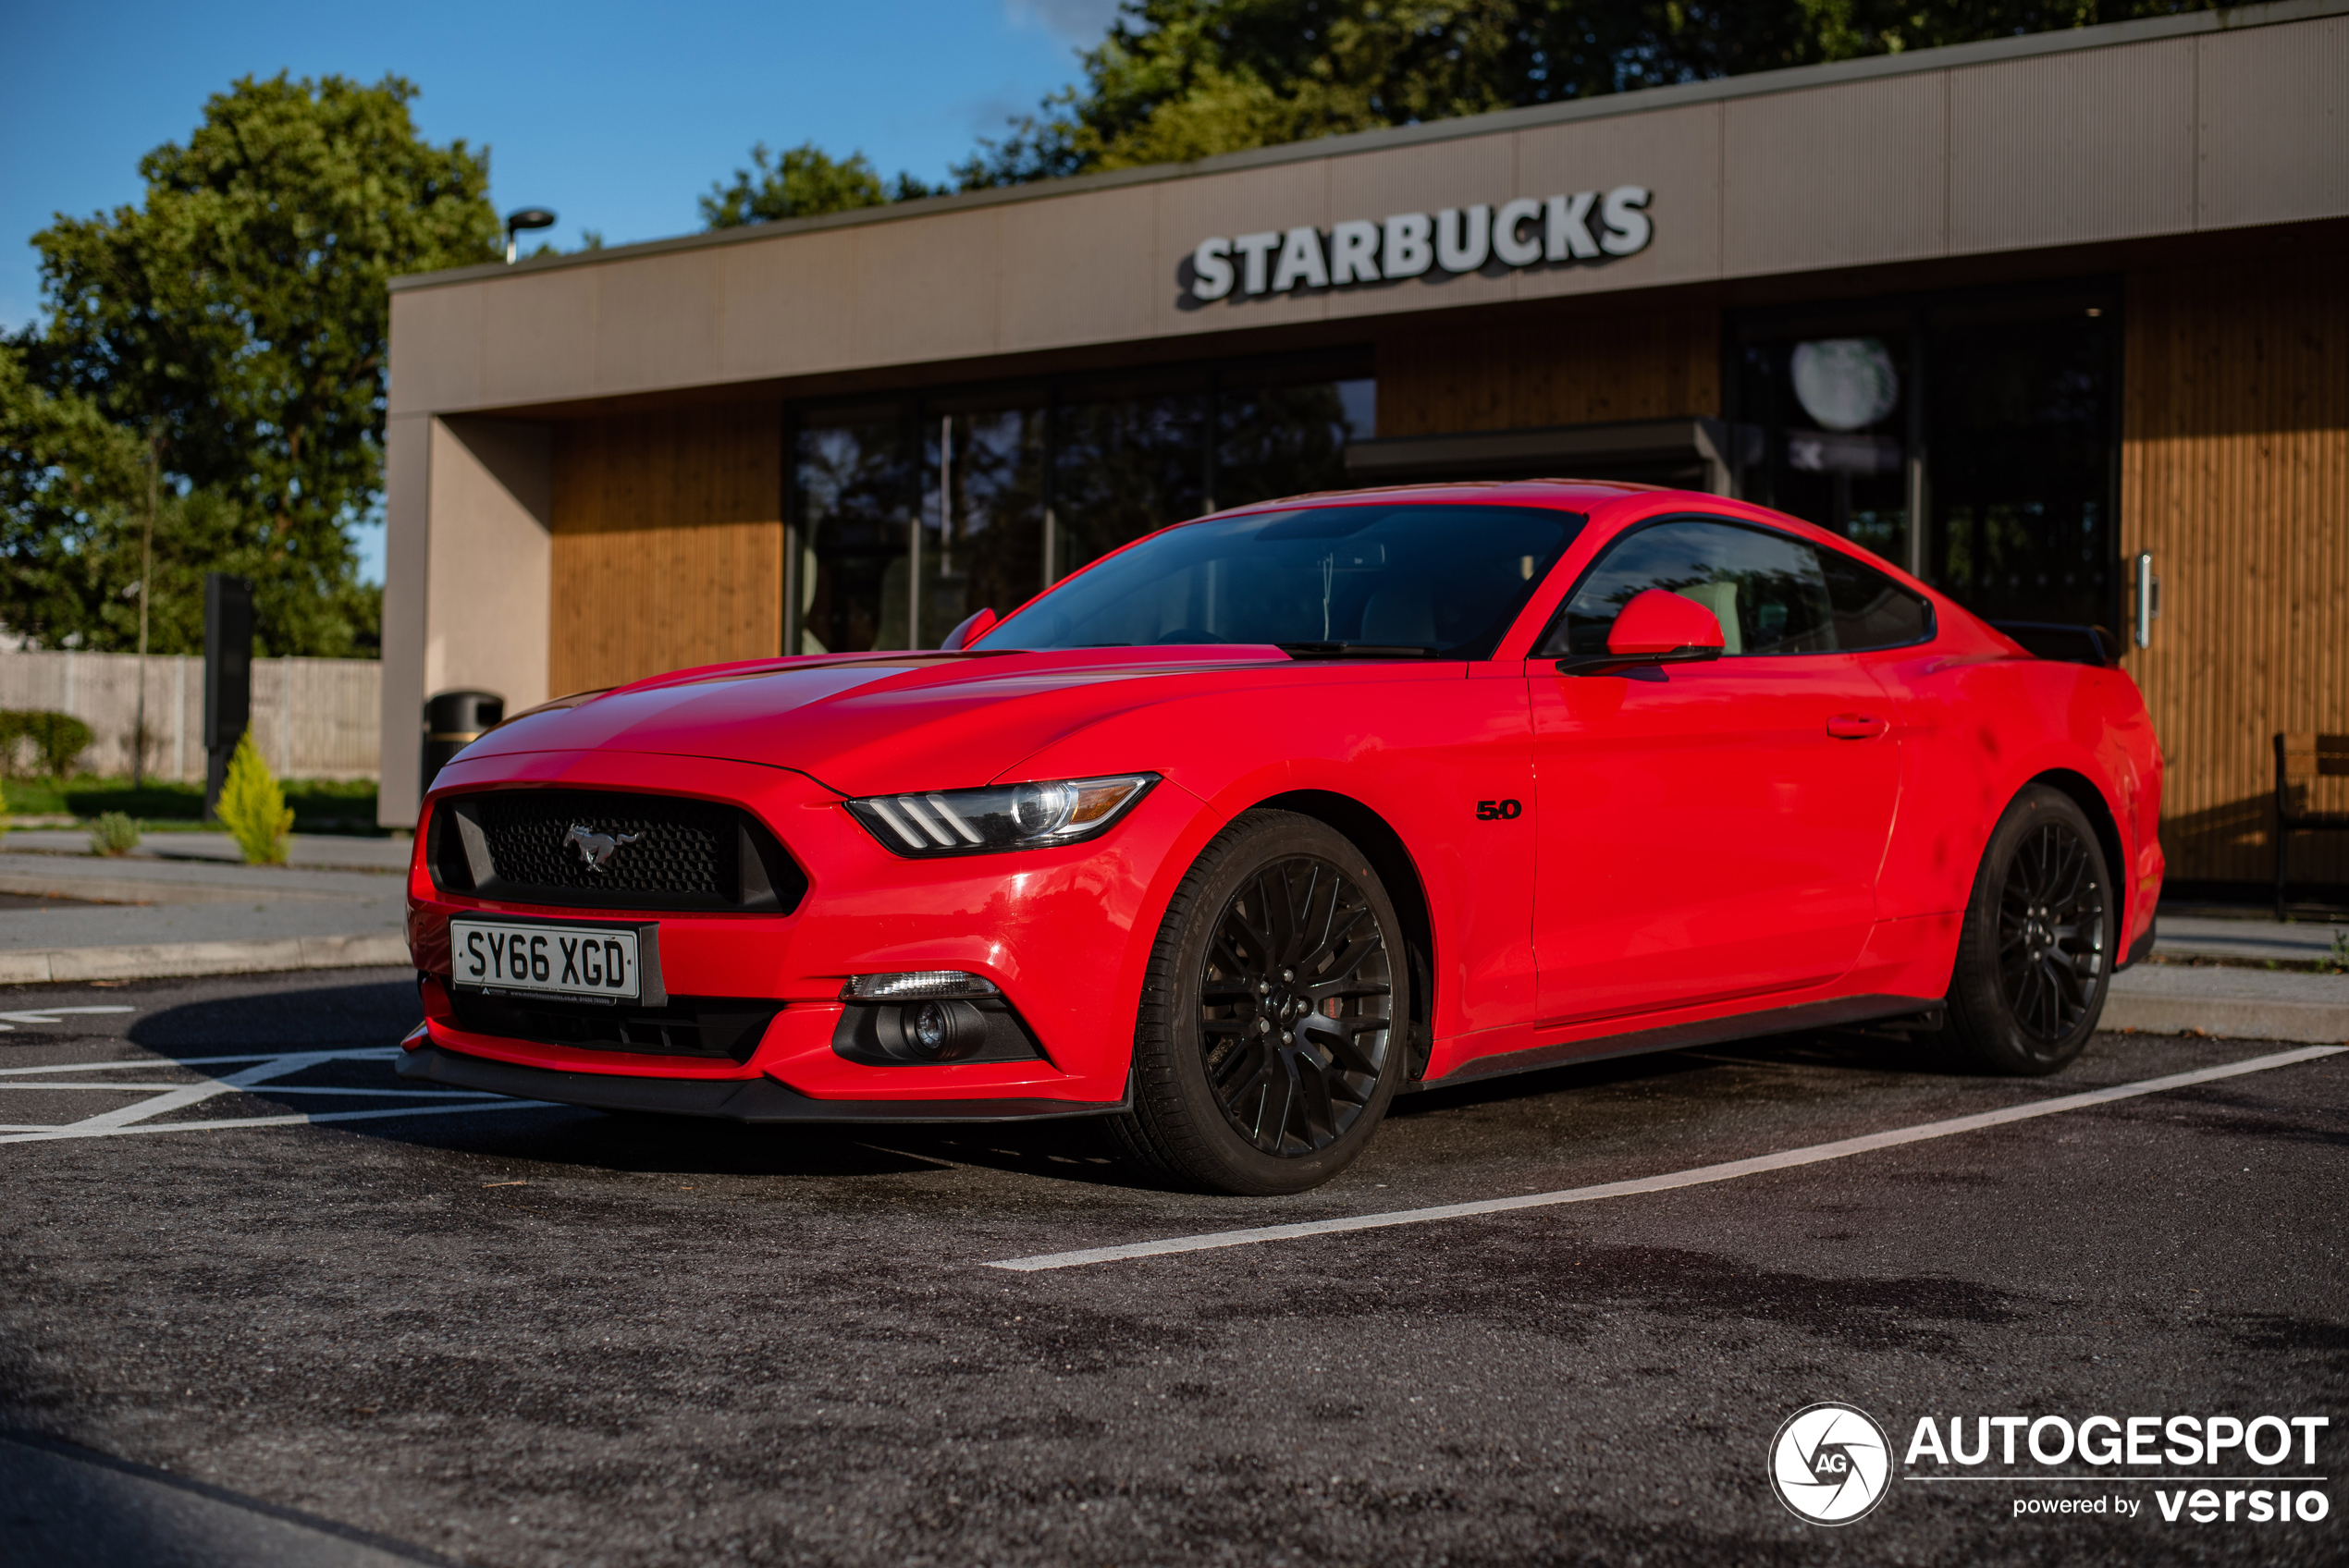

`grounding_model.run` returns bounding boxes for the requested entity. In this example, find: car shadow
[1389,1024,1958,1121]
[117,982,1968,1186]
[119,977,1118,1182]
